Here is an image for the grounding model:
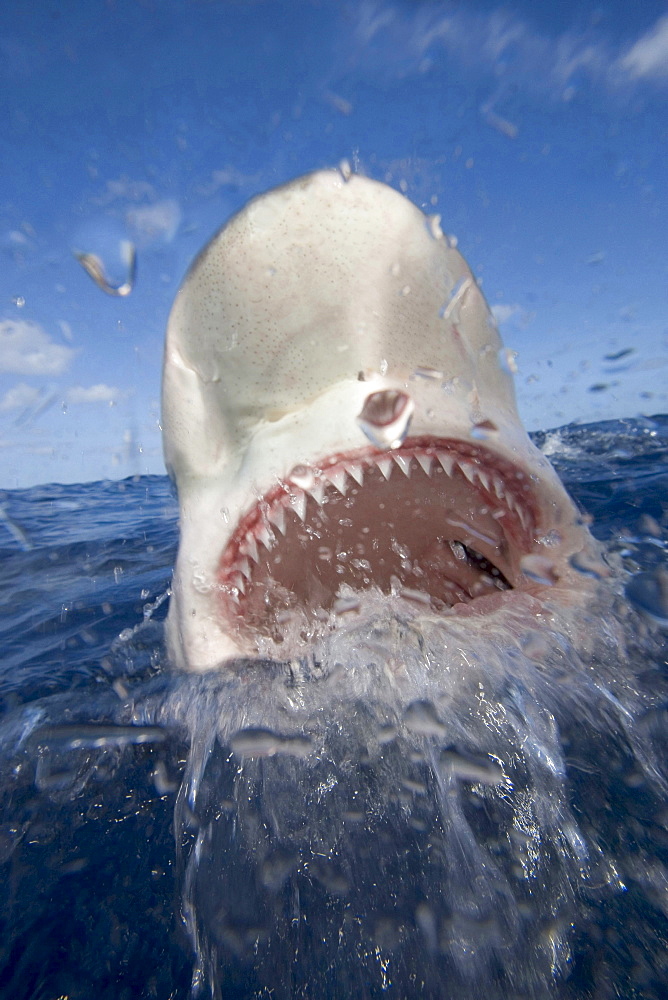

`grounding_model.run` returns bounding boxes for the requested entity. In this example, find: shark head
[162,170,601,671]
